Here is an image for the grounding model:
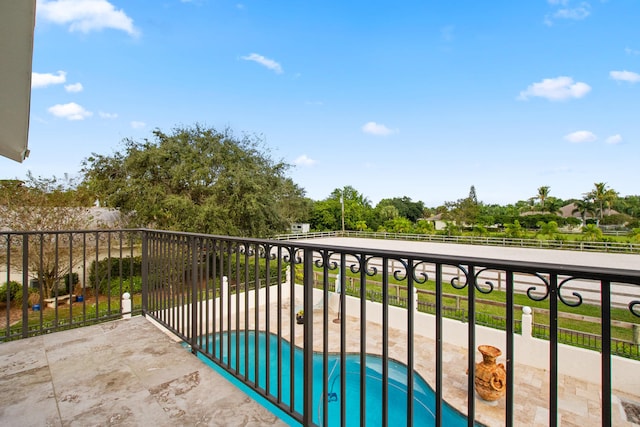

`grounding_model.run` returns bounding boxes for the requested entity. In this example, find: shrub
[88,256,142,293]
[0,281,21,302]
[106,276,143,296]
